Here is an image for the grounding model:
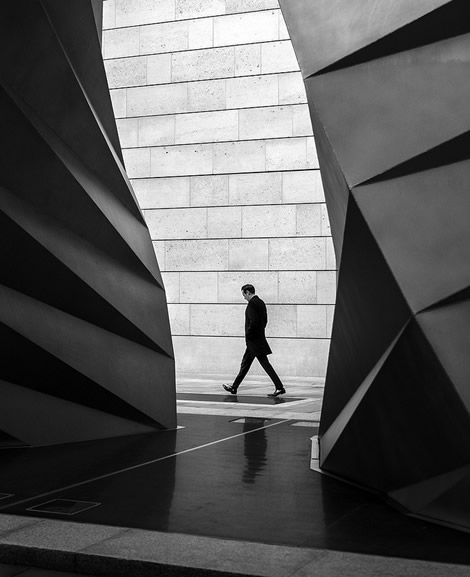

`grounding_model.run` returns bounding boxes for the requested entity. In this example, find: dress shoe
[223,384,237,394]
[267,388,286,397]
